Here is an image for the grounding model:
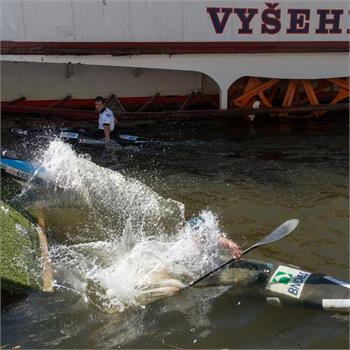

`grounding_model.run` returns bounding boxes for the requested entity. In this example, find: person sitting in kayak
[94,96,117,144]
[188,217,242,259]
